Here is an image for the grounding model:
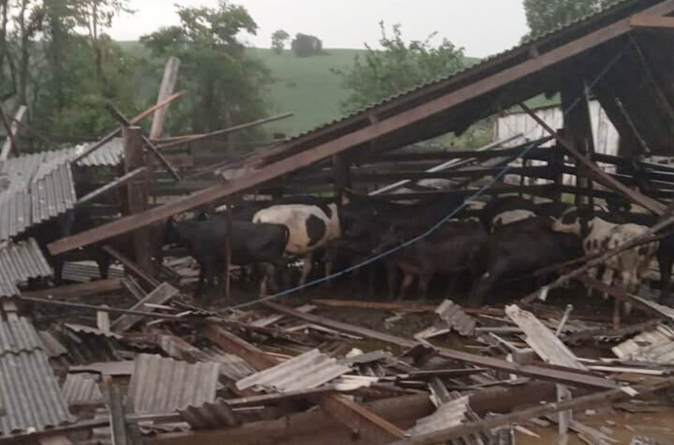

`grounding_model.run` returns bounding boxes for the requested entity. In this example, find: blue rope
[225,50,624,311]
